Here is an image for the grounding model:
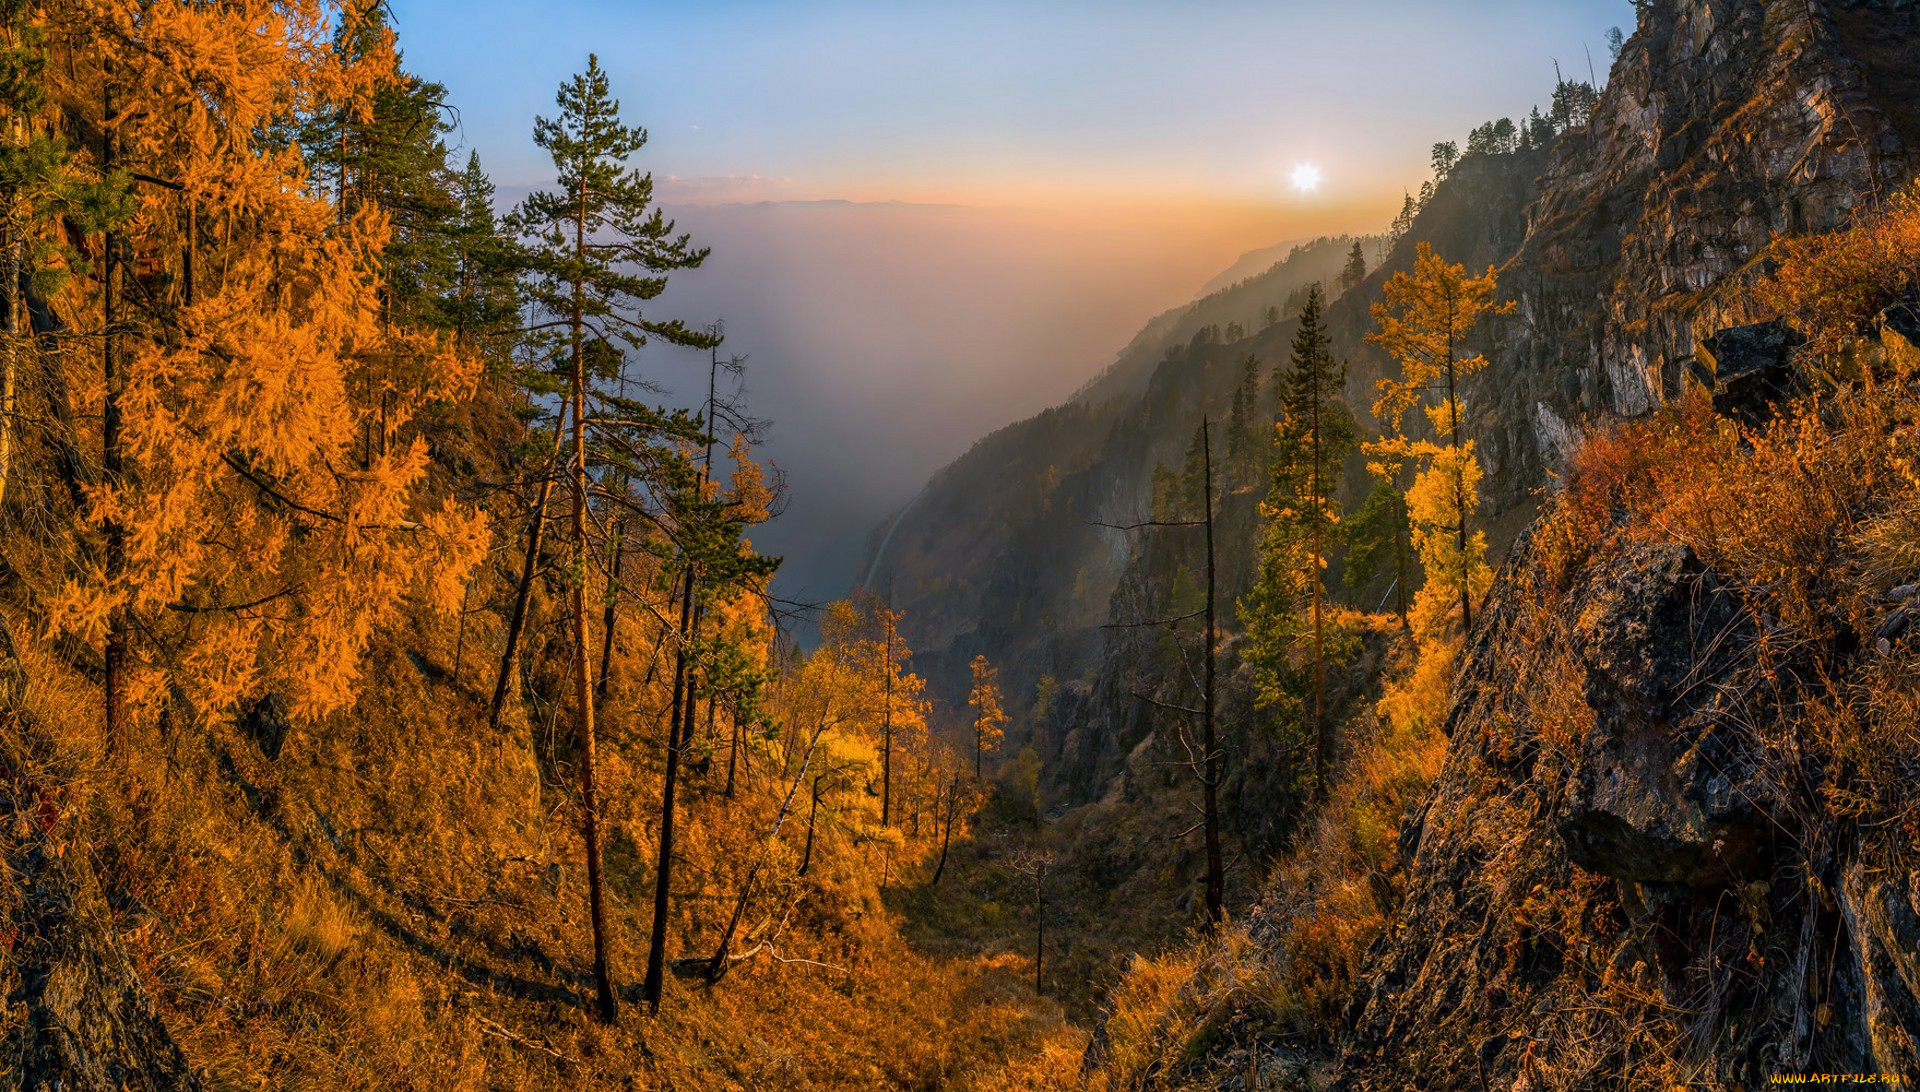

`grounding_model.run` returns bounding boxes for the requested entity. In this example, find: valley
[5,2,1920,1090]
